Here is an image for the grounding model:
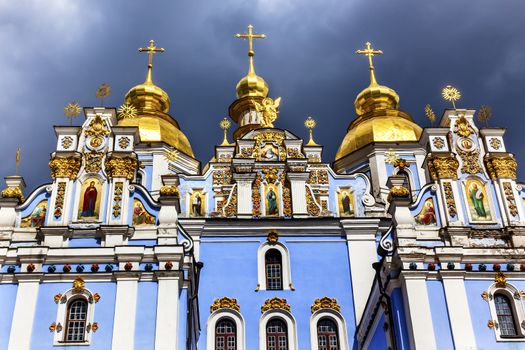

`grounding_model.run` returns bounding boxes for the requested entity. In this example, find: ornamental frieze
[261,297,291,313]
[210,297,240,313]
[49,155,82,180]
[104,156,138,180]
[427,154,459,180]
[311,297,341,313]
[484,154,517,180]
